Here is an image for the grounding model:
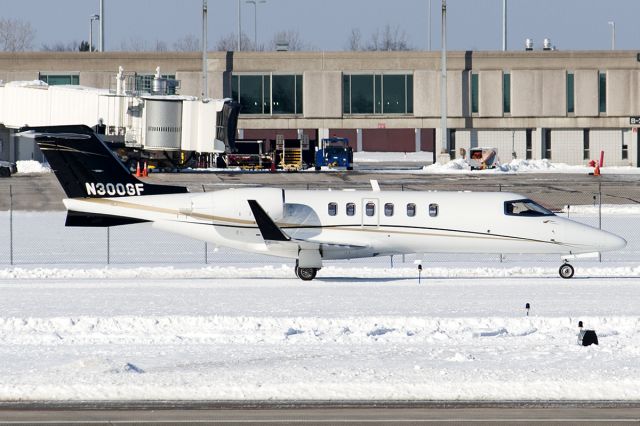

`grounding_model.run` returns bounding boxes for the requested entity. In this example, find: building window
[365,202,375,217]
[599,72,607,114]
[471,73,479,114]
[503,72,511,114]
[328,202,337,216]
[567,72,575,114]
[343,73,413,115]
[39,73,80,85]
[526,129,533,160]
[384,203,394,217]
[583,130,590,161]
[346,202,356,216]
[543,129,552,160]
[231,74,303,115]
[623,141,629,160]
[406,203,416,217]
[429,203,439,217]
